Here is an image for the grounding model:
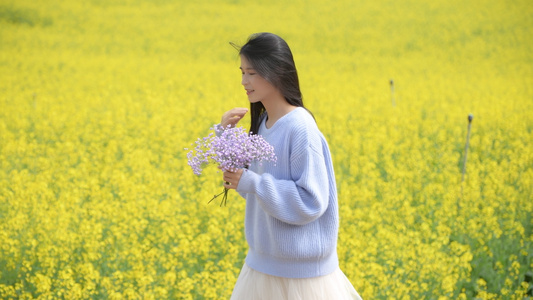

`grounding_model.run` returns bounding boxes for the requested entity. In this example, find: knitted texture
[236,107,340,278]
